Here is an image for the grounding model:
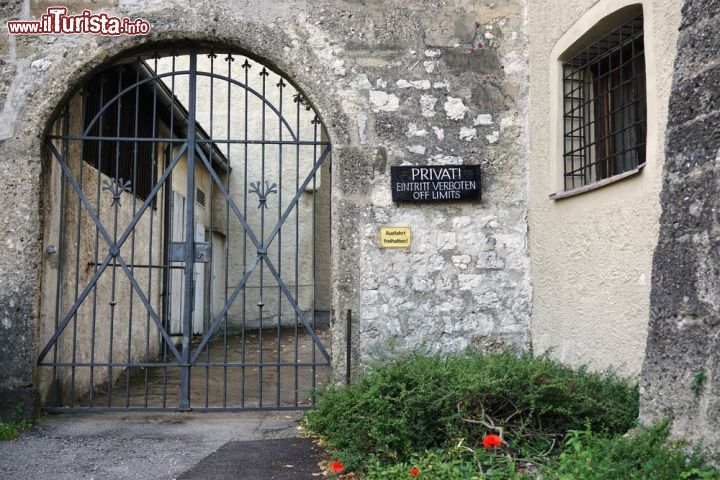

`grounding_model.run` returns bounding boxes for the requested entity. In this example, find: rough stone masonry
[640,0,720,452]
[0,0,530,418]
